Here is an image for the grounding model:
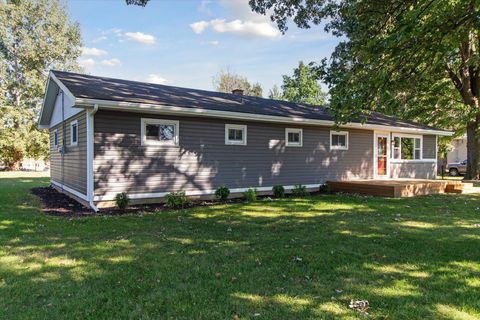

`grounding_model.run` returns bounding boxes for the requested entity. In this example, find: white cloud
[100,58,121,67]
[211,19,280,38]
[190,21,210,34]
[191,18,280,39]
[190,0,281,39]
[198,0,211,13]
[207,40,219,45]
[78,58,95,68]
[81,47,107,56]
[92,36,107,43]
[146,74,167,84]
[124,32,156,45]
